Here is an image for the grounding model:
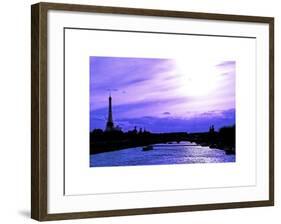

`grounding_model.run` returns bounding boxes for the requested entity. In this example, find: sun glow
[174,58,221,97]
